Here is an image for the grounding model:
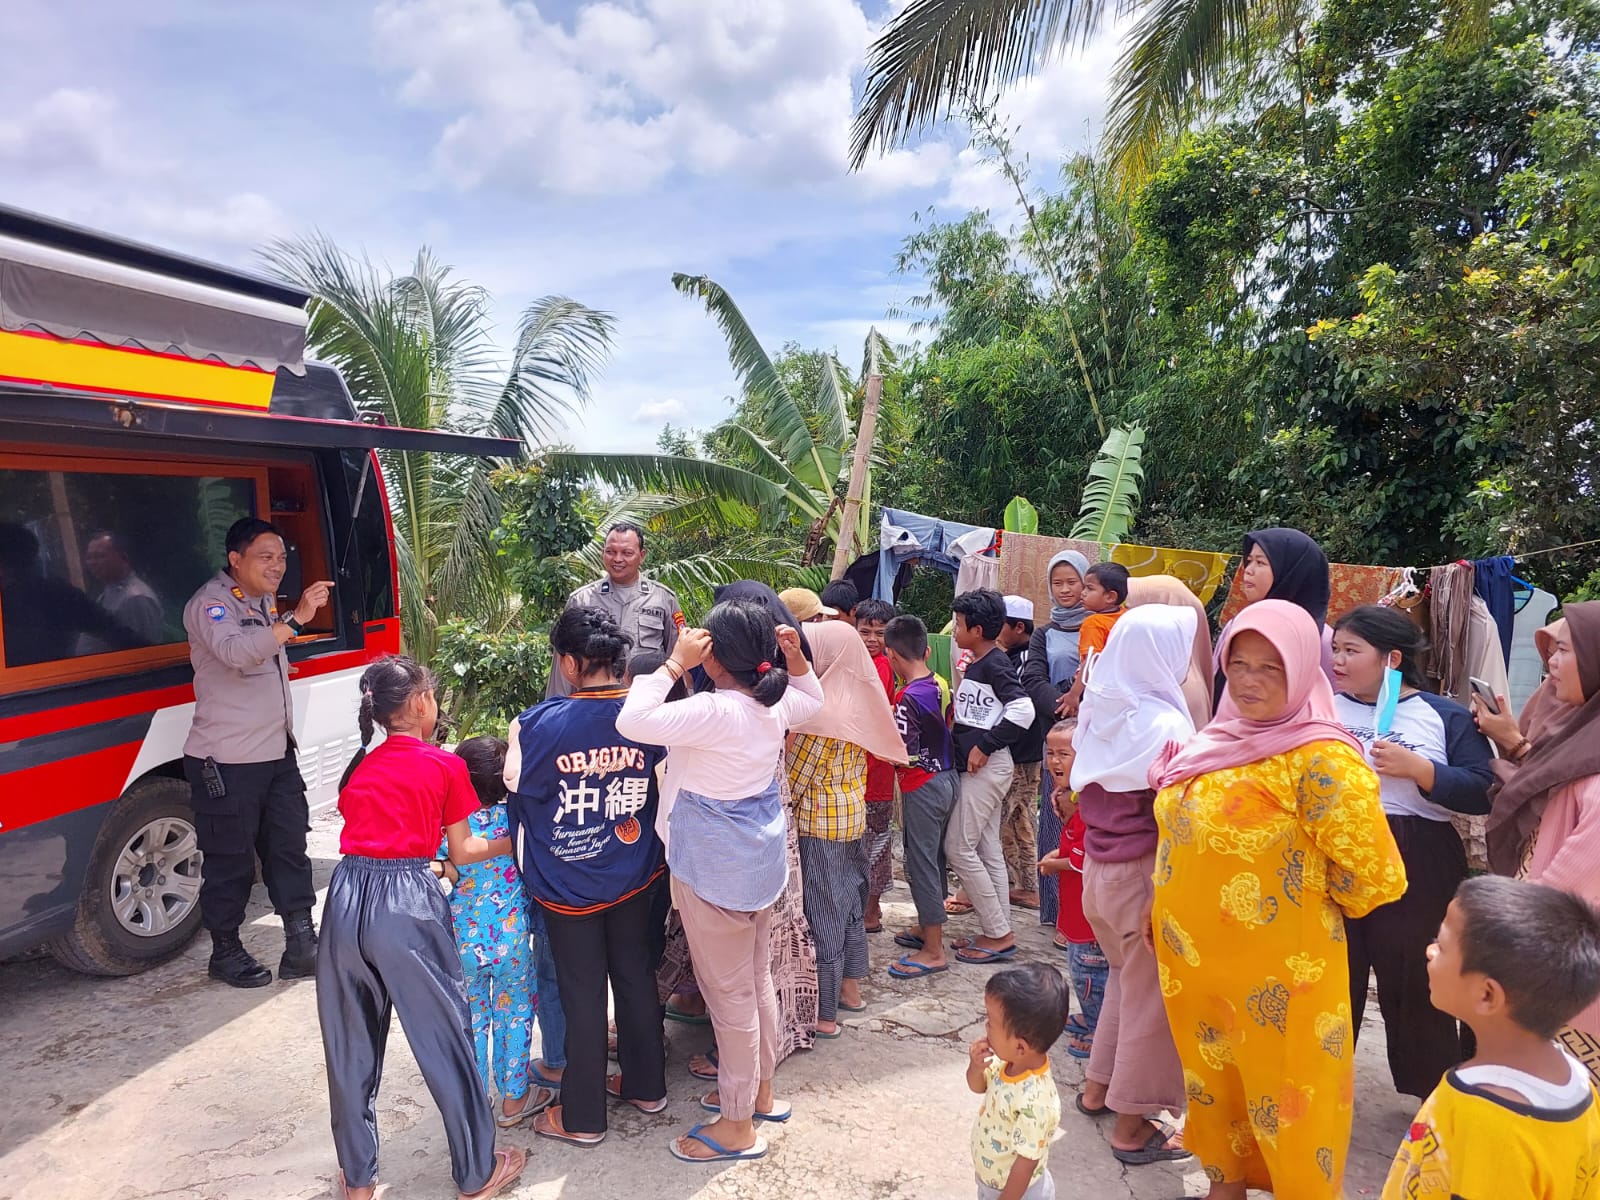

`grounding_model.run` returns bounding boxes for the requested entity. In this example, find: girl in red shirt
[316,655,526,1200]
